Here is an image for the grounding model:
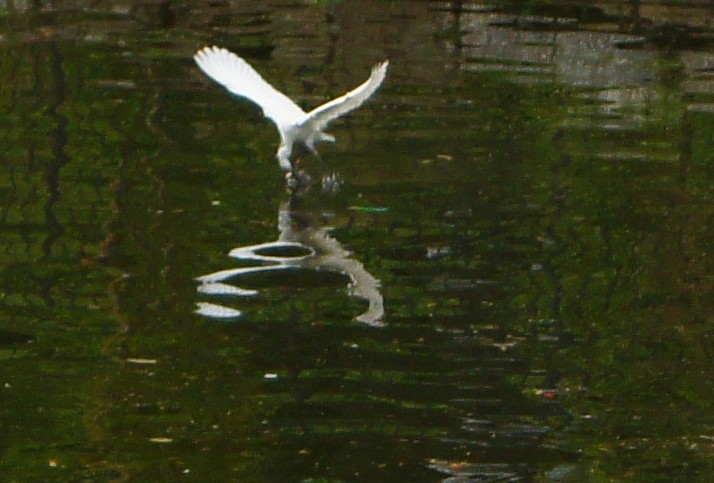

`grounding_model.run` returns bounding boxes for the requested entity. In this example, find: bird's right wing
[194,46,307,127]
[304,60,389,132]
